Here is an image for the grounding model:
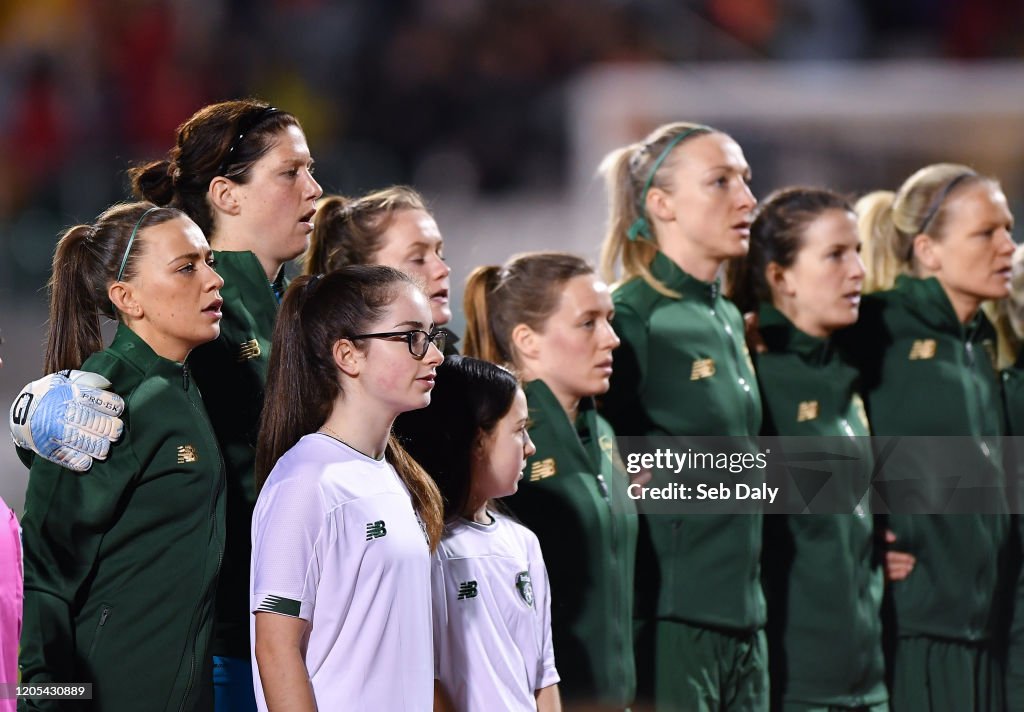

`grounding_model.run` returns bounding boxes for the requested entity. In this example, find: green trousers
[782,702,888,712]
[635,619,768,712]
[890,636,1002,712]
